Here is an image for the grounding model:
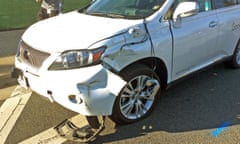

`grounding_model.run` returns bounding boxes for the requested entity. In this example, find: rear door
[213,0,240,56]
